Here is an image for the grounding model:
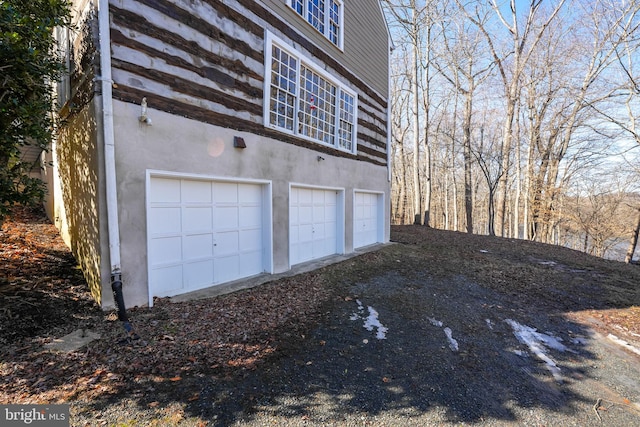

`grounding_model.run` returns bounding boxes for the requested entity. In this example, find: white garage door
[354,191,382,249]
[148,177,266,300]
[290,187,339,265]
